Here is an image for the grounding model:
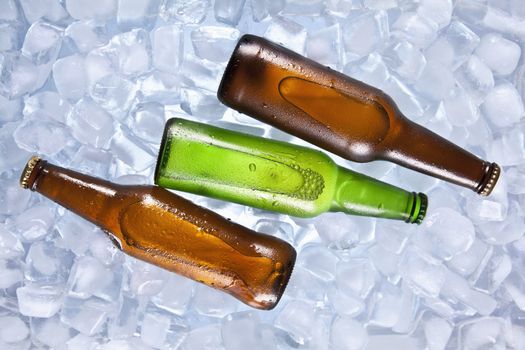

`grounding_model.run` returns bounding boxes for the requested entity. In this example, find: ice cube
[504,270,525,311]
[425,21,480,70]
[475,33,521,76]
[369,244,401,283]
[383,40,426,82]
[160,0,210,24]
[392,12,438,48]
[417,0,452,29]
[65,21,109,53]
[419,207,475,260]
[0,315,29,344]
[127,259,169,296]
[151,274,194,316]
[285,266,326,302]
[0,53,40,99]
[369,282,404,327]
[65,0,117,21]
[191,26,240,63]
[23,91,71,123]
[13,113,69,156]
[180,87,227,119]
[90,74,137,119]
[343,11,389,61]
[382,76,425,119]
[68,256,115,299]
[400,247,447,297]
[415,61,455,101]
[345,53,390,89]
[30,315,72,348]
[17,284,64,318]
[140,305,188,349]
[60,296,113,335]
[457,55,494,101]
[25,240,72,285]
[180,324,223,350]
[55,211,97,256]
[312,213,360,250]
[306,24,342,69]
[330,316,368,350]
[465,175,509,223]
[0,0,19,22]
[424,317,452,350]
[298,244,338,281]
[19,0,69,23]
[336,259,376,299]
[0,23,20,52]
[214,0,246,25]
[139,71,181,104]
[108,294,140,339]
[458,317,506,349]
[110,126,155,172]
[0,226,24,259]
[193,283,238,318]
[117,0,161,31]
[68,97,114,148]
[52,54,87,101]
[264,16,307,54]
[0,259,23,289]
[0,95,21,123]
[221,312,263,350]
[367,335,421,350]
[108,29,151,77]
[127,102,164,144]
[67,333,101,349]
[0,178,31,216]
[152,25,183,74]
[489,128,525,167]
[89,230,123,266]
[13,204,55,242]
[179,54,223,92]
[328,285,365,317]
[21,21,63,66]
[250,0,284,22]
[447,238,491,279]
[482,83,524,128]
[274,300,316,346]
[0,123,31,173]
